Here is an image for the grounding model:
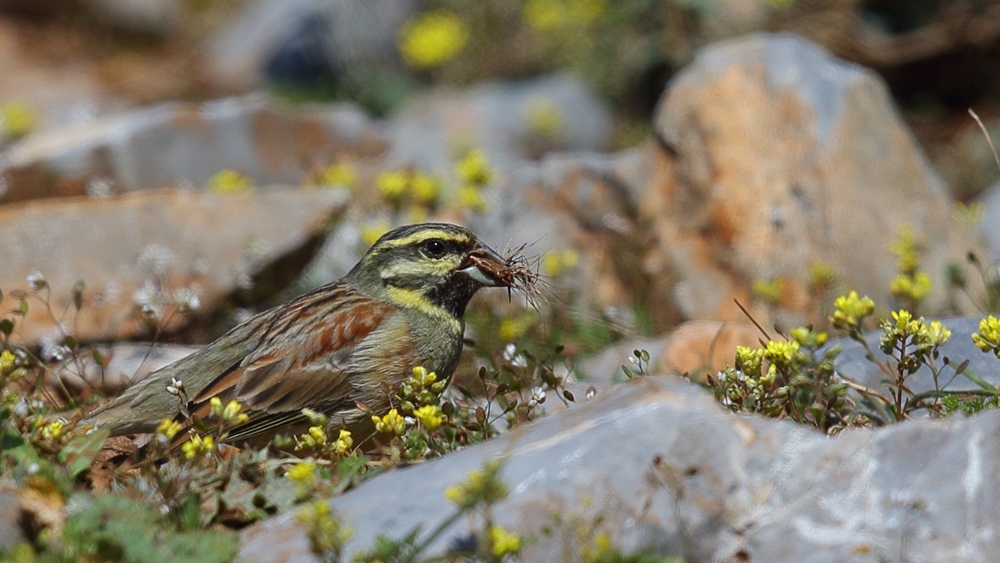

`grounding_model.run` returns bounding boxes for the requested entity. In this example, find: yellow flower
[361,221,391,248]
[790,327,828,347]
[751,278,784,306]
[398,11,469,69]
[522,96,565,138]
[890,226,921,275]
[808,260,838,290]
[764,340,800,367]
[489,525,522,557]
[0,349,15,375]
[413,405,444,431]
[410,172,440,205]
[286,460,318,487]
[831,291,875,329]
[542,249,579,277]
[457,185,488,213]
[734,345,764,375]
[890,272,932,303]
[499,314,537,342]
[181,434,214,459]
[925,320,951,347]
[953,201,984,226]
[207,169,254,193]
[156,418,183,440]
[444,460,508,509]
[316,163,356,189]
[40,421,63,441]
[454,149,494,187]
[371,408,406,435]
[972,315,1000,356]
[332,429,353,454]
[410,366,437,387]
[523,0,604,33]
[377,170,409,201]
[1,100,37,138]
